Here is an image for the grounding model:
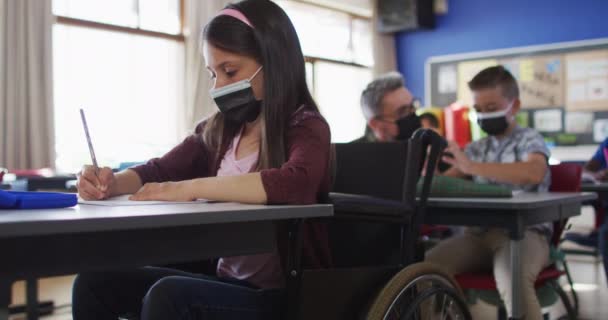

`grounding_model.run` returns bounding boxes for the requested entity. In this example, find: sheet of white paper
[79,195,209,206]
[581,171,600,185]
[533,109,562,132]
[511,190,525,196]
